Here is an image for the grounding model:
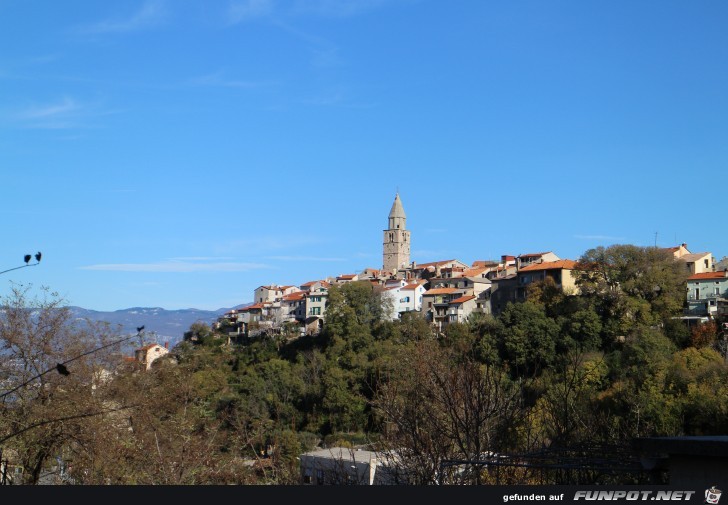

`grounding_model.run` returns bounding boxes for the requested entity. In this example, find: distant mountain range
[67,304,251,351]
